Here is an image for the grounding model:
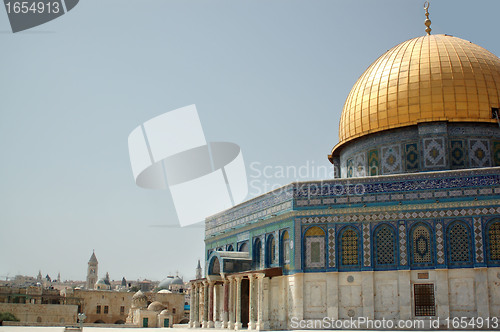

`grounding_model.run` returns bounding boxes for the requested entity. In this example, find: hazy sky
[1,0,499,283]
